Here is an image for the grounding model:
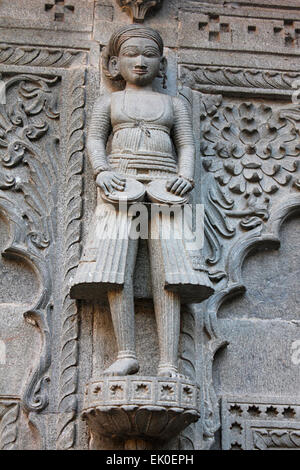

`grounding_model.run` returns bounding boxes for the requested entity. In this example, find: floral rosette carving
[201,102,300,198]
